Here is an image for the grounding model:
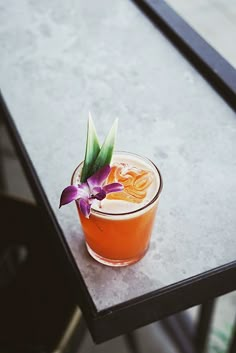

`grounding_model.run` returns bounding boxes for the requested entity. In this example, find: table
[0,0,236,344]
